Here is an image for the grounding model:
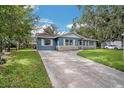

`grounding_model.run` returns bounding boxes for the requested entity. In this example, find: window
[85,41,88,46]
[44,39,52,46]
[83,41,85,46]
[65,39,69,45]
[70,40,73,45]
[78,40,82,45]
[65,39,73,45]
[89,41,94,46]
